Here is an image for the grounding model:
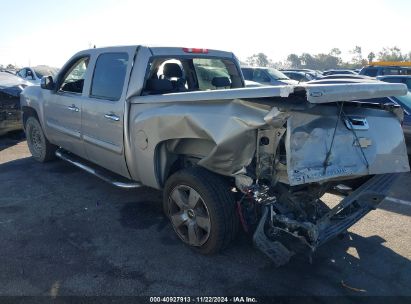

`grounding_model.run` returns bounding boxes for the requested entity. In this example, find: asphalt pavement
[0,133,410,296]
